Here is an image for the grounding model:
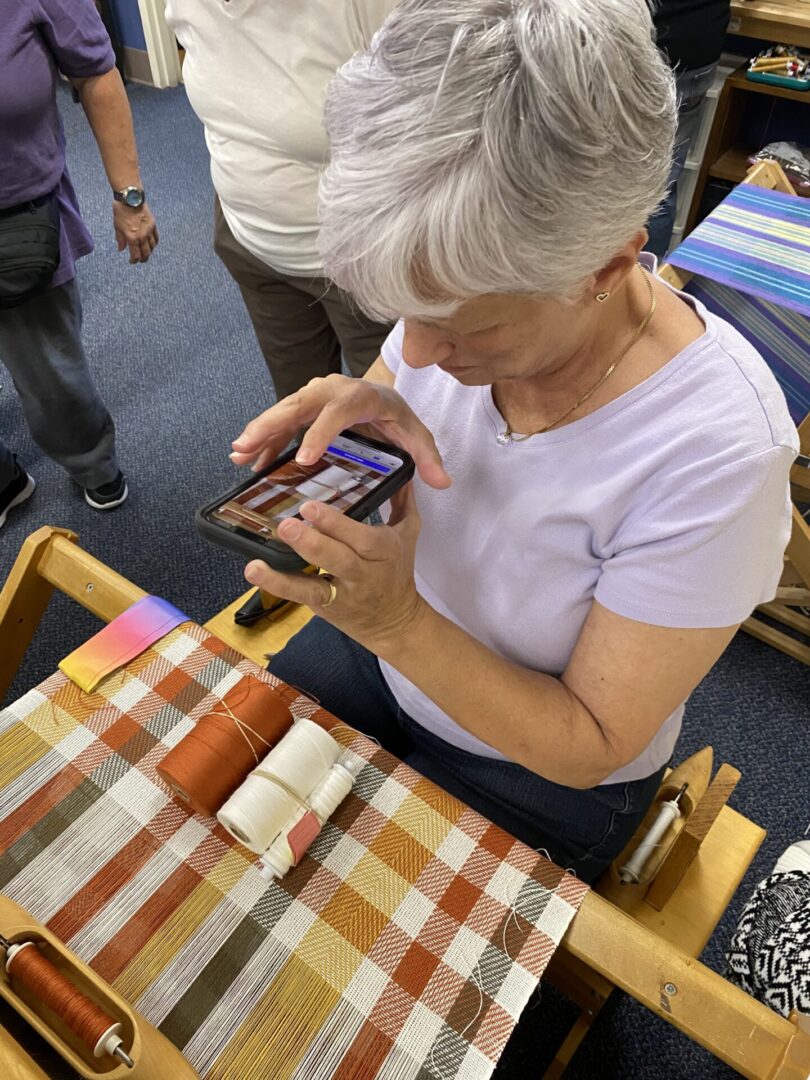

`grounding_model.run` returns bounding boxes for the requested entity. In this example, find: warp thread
[157,675,292,817]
